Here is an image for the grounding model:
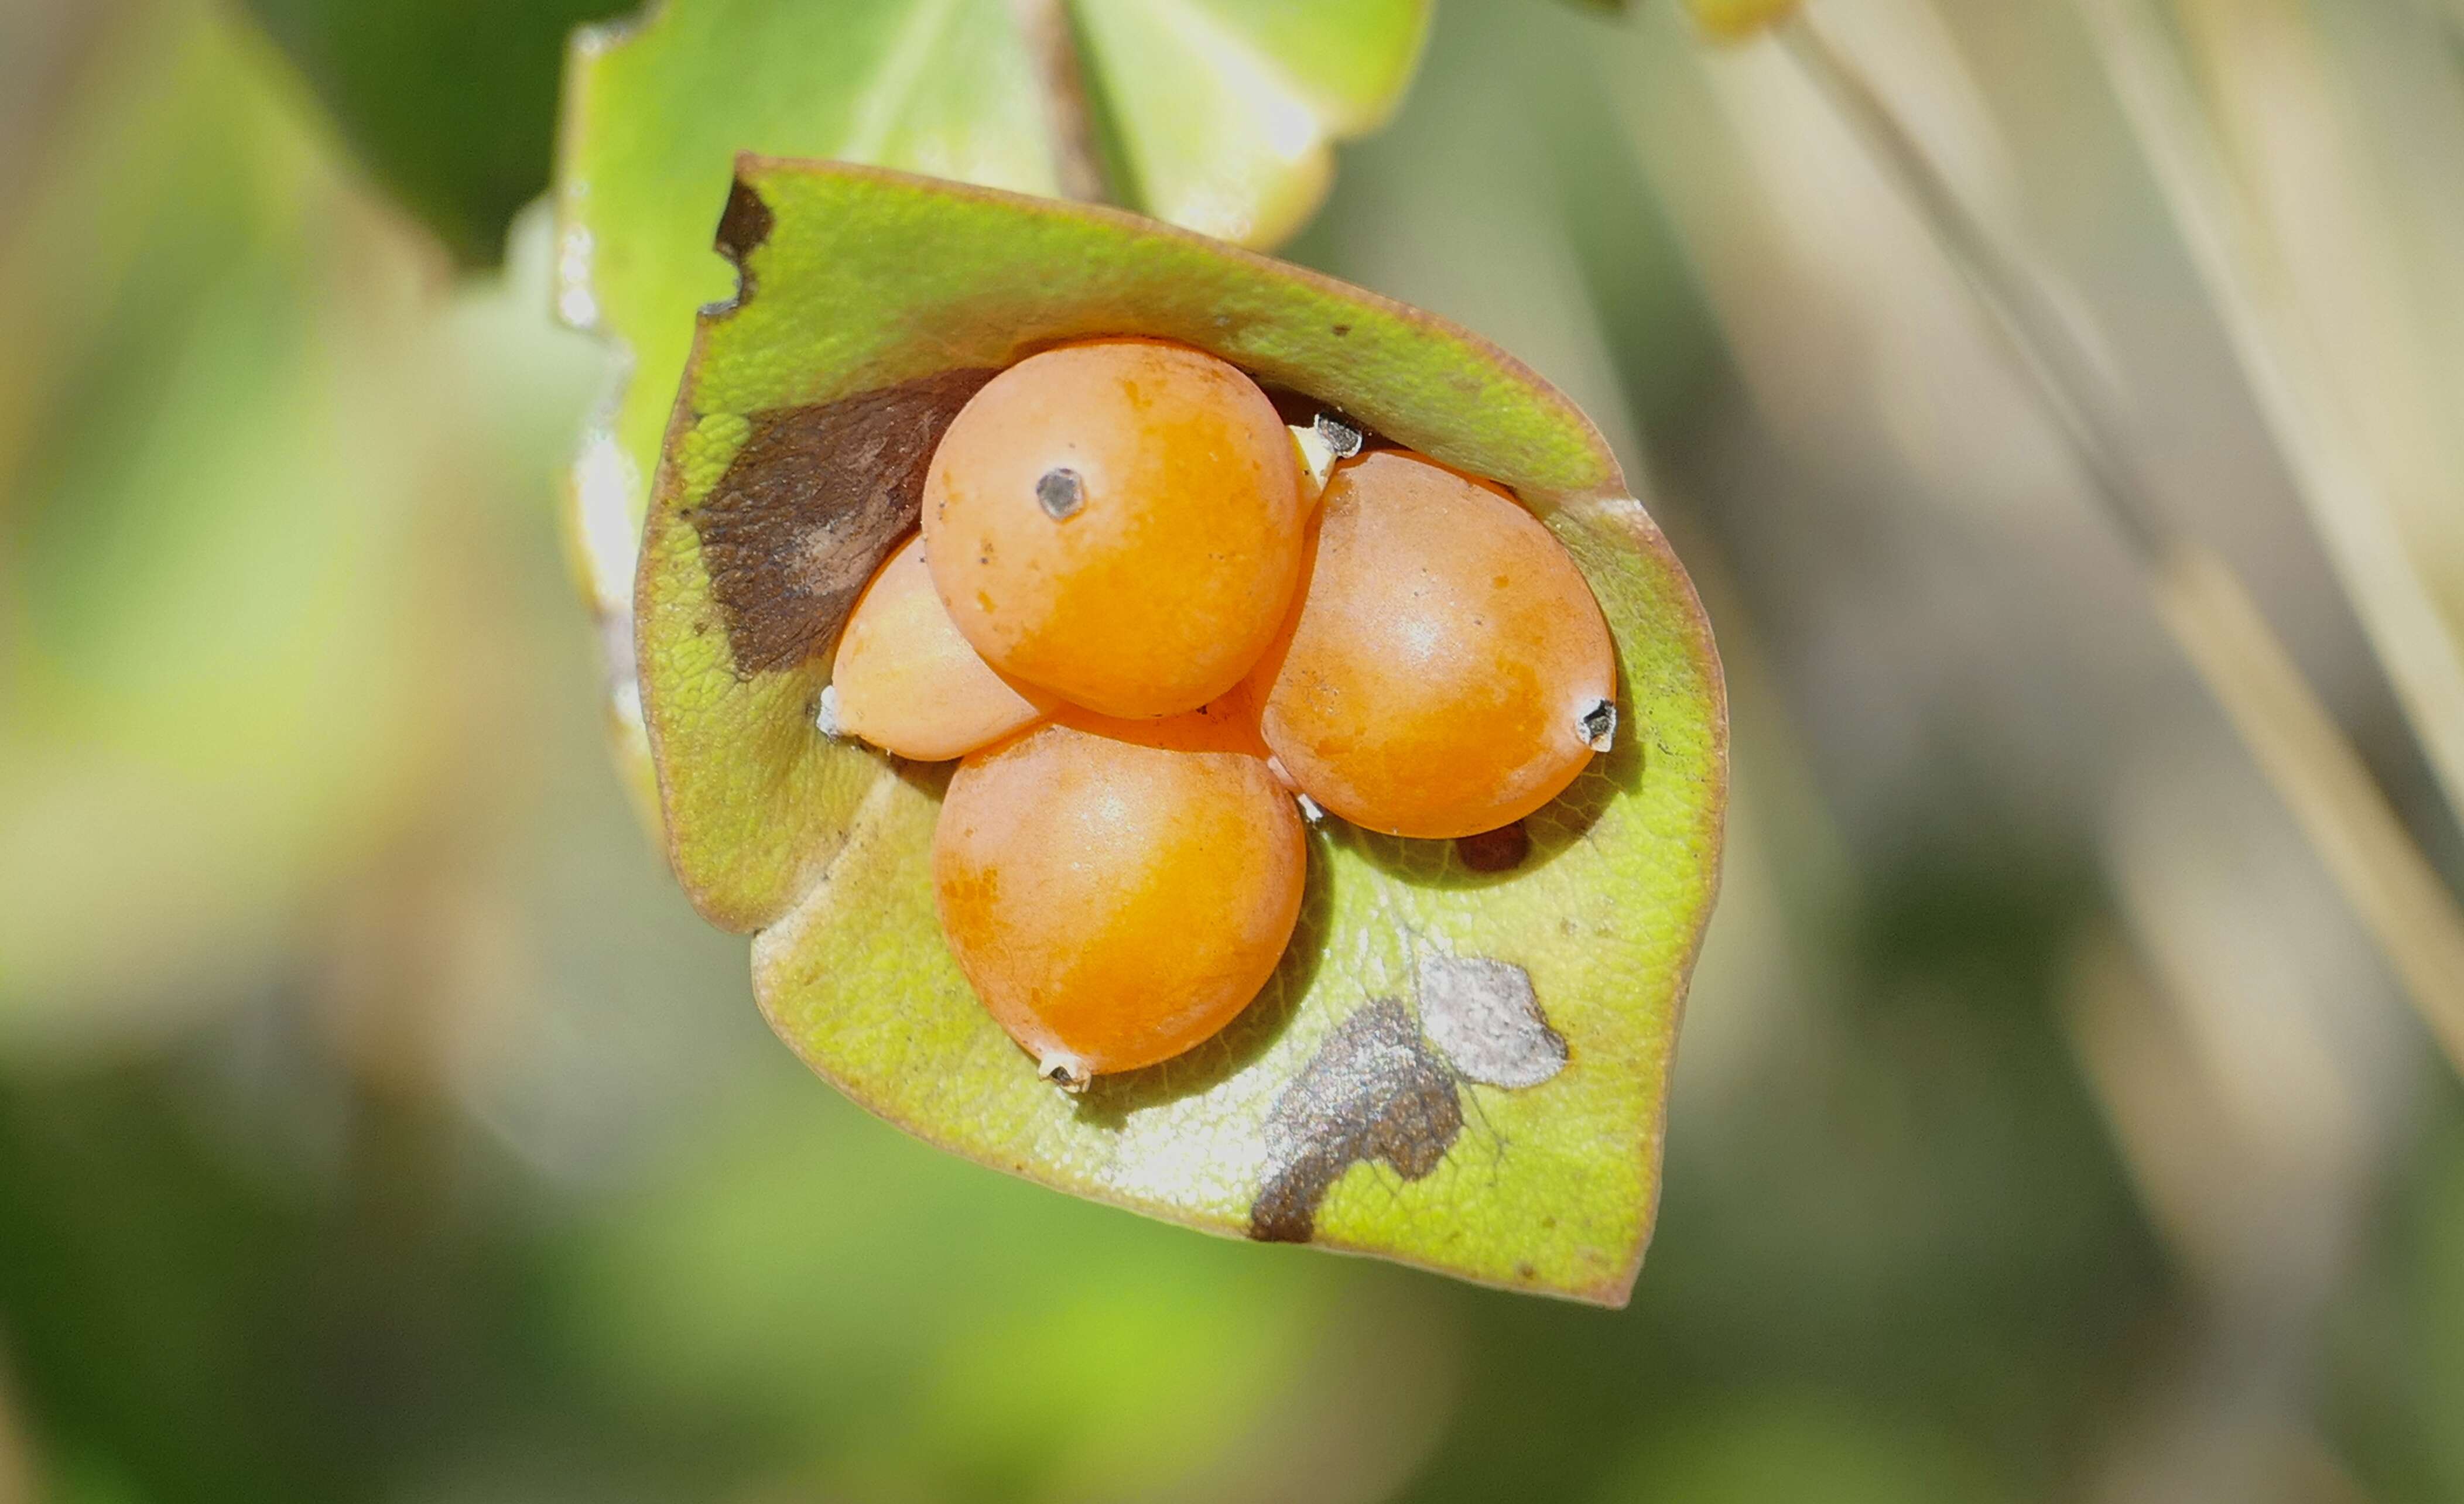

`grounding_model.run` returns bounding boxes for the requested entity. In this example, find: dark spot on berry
[1580,698,1618,752]
[1036,467,1085,520]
